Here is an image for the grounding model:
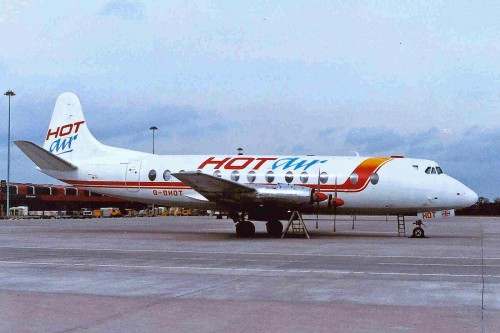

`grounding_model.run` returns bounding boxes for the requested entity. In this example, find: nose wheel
[411,220,426,238]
